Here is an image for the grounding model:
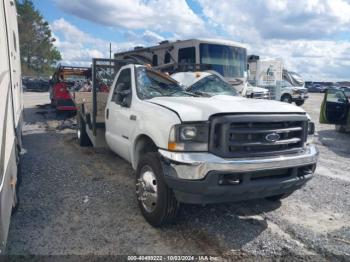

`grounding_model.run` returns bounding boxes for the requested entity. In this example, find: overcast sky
[32,0,350,81]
